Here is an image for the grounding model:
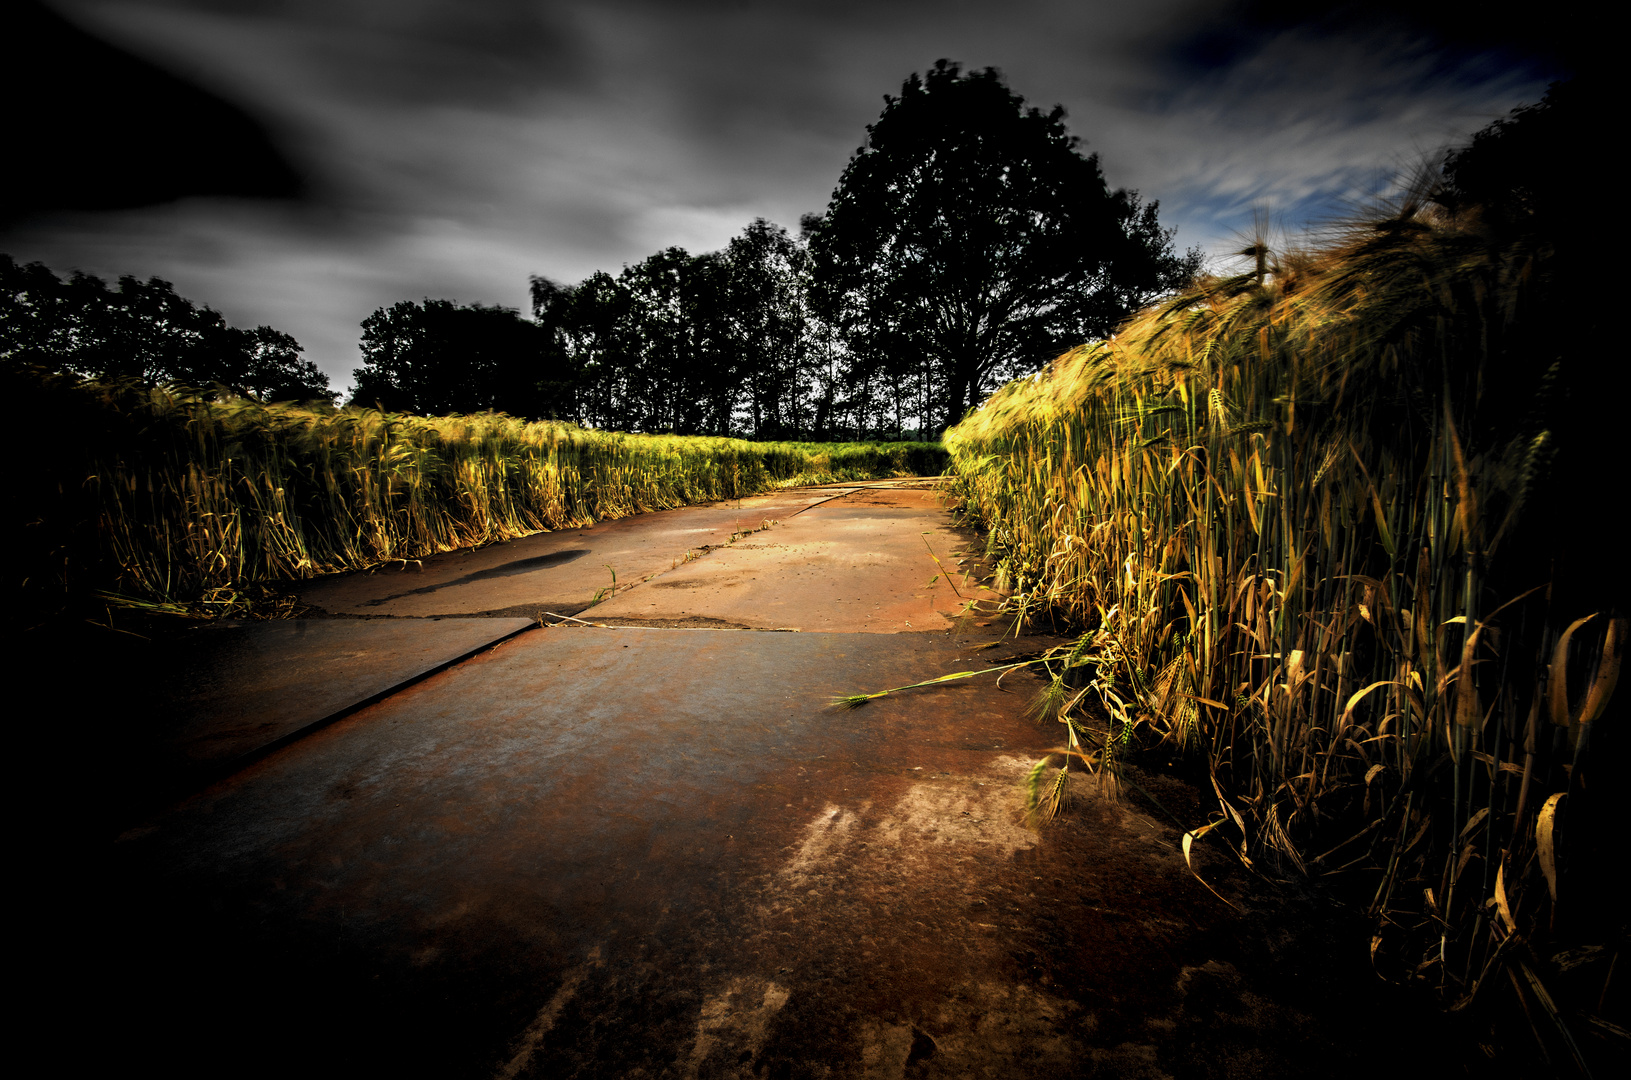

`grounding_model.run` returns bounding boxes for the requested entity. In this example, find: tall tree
[720,220,812,439]
[233,325,335,403]
[526,275,589,422]
[535,250,741,435]
[352,299,558,416]
[806,60,1199,431]
[533,271,634,430]
[1,255,332,402]
[616,247,734,435]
